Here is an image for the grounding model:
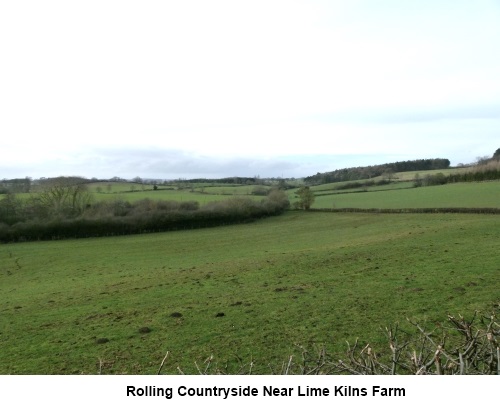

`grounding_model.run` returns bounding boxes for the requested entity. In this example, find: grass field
[87,182,270,195]
[91,189,263,204]
[311,181,413,196]
[392,167,470,181]
[1,211,499,374]
[306,167,470,192]
[311,181,500,209]
[87,182,268,204]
